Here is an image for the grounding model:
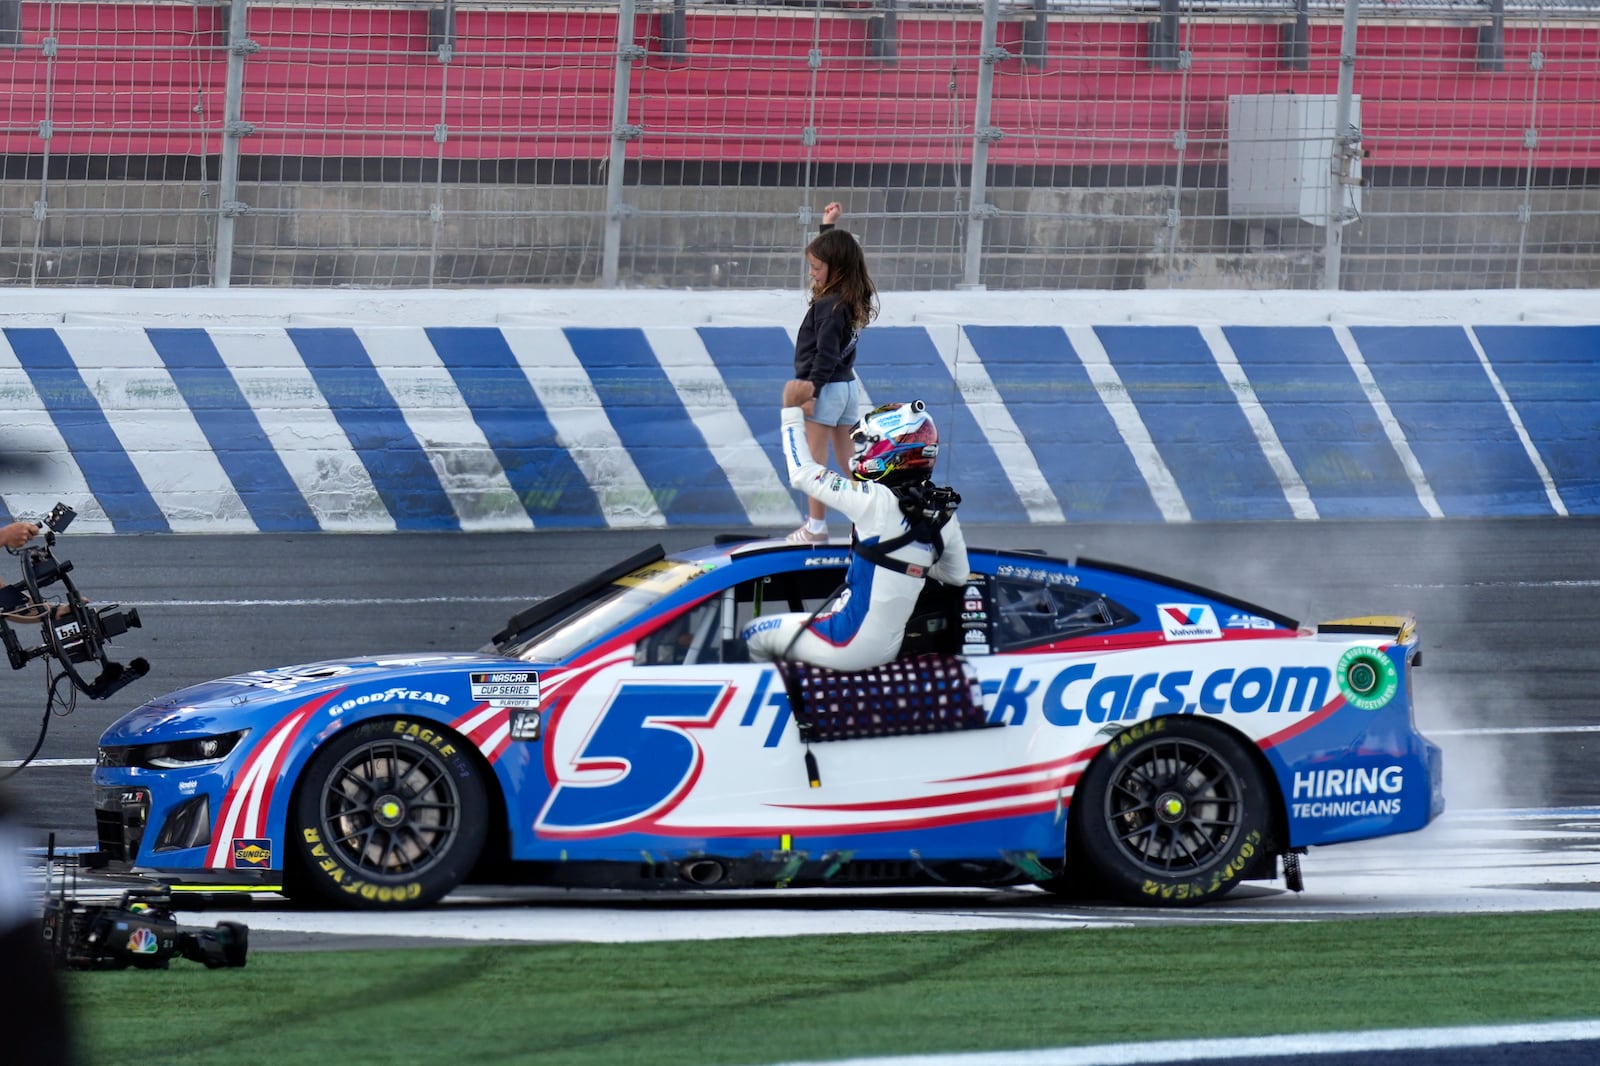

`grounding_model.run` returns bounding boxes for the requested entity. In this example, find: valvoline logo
[1159,604,1222,642]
